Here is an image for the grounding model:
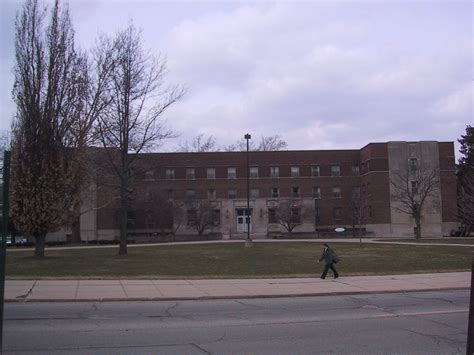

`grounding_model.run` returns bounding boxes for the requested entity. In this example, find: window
[333,207,343,221]
[186,189,195,199]
[207,168,216,179]
[228,189,237,199]
[250,167,259,178]
[227,167,236,179]
[292,187,300,198]
[291,208,301,223]
[352,165,360,175]
[271,187,280,198]
[250,188,259,198]
[187,209,197,225]
[167,189,174,199]
[165,168,175,180]
[332,187,341,198]
[145,211,155,229]
[411,181,418,194]
[331,165,341,177]
[207,189,216,200]
[268,208,277,223]
[270,167,279,178]
[312,187,321,199]
[311,165,320,177]
[186,168,195,180]
[410,158,418,171]
[291,166,300,177]
[145,170,154,179]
